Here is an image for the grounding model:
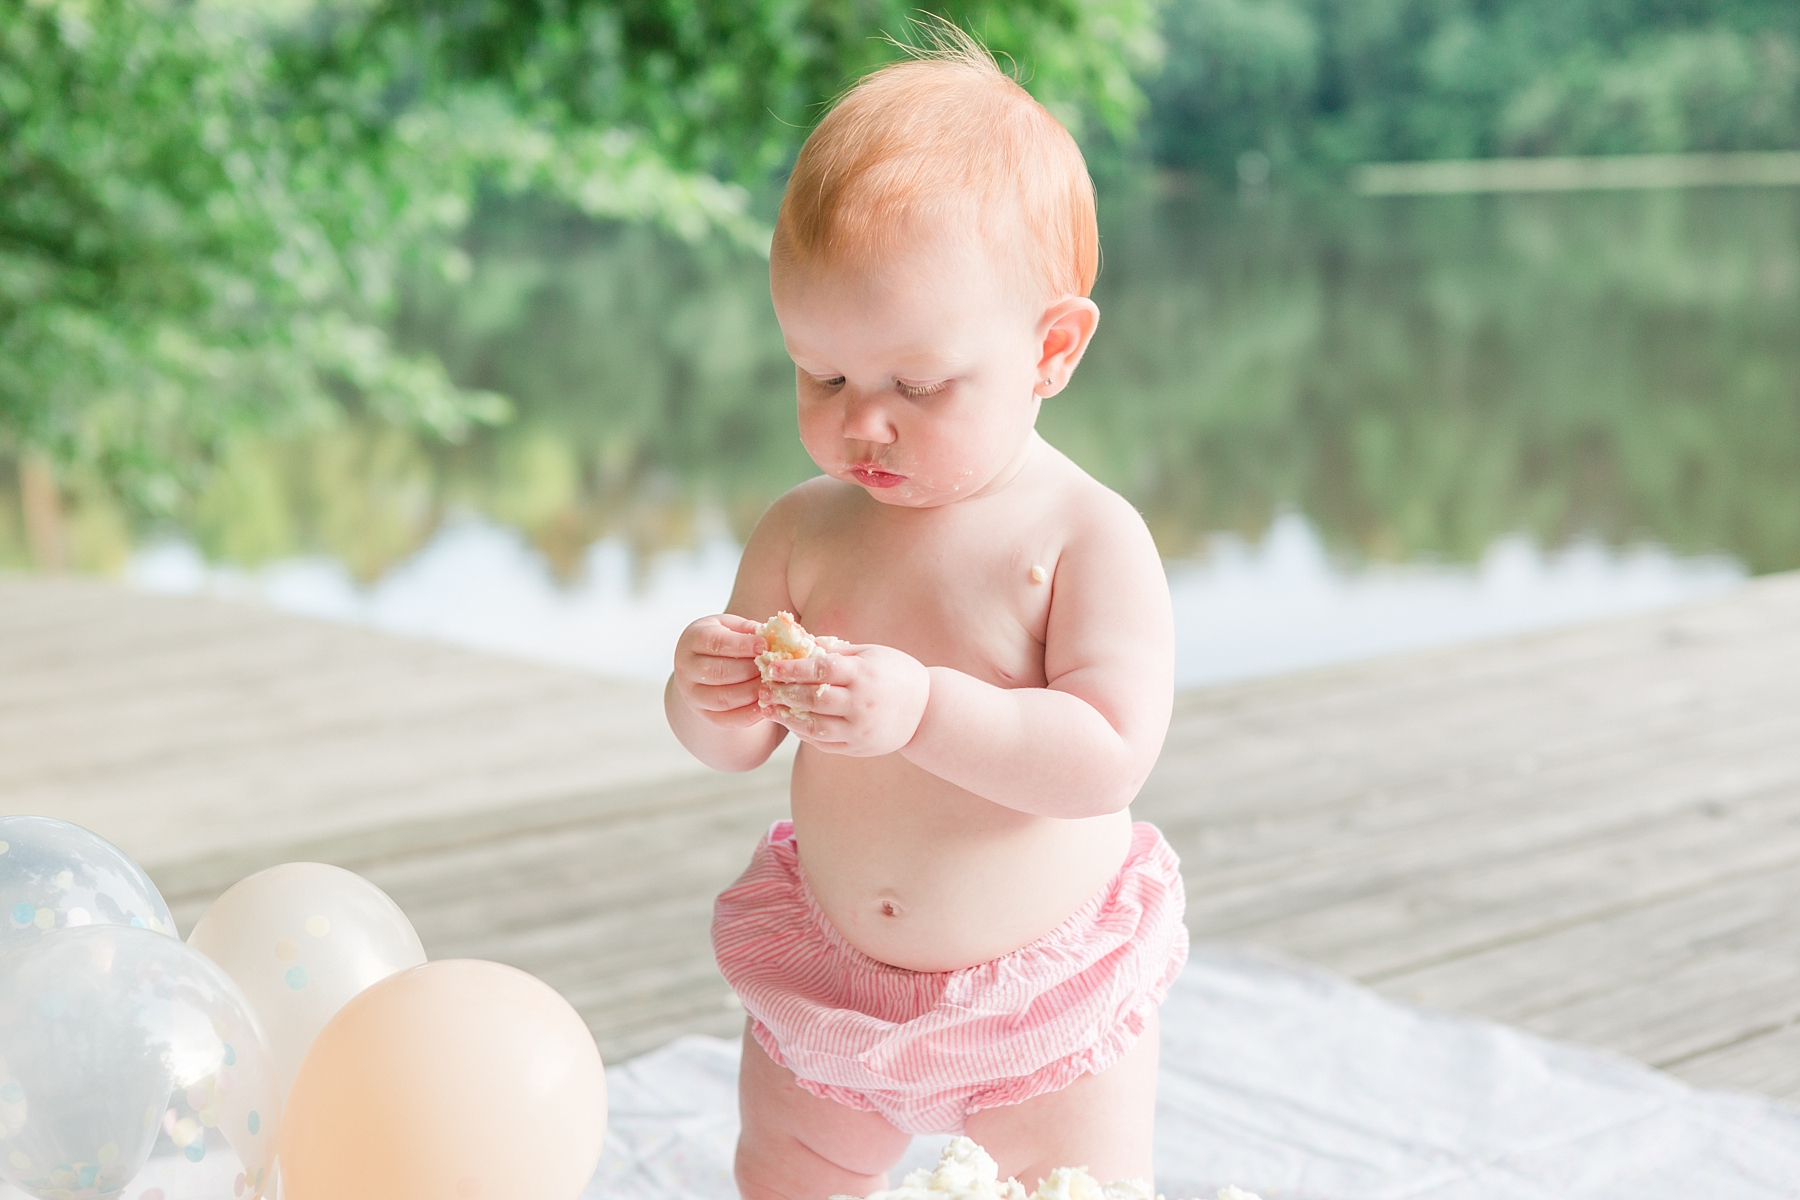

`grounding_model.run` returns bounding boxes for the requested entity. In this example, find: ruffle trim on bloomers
[711,820,1189,1135]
